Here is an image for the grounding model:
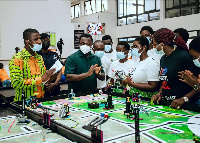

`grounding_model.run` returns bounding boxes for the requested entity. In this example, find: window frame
[71,3,81,19]
[165,0,200,18]
[117,0,160,26]
[84,0,107,16]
